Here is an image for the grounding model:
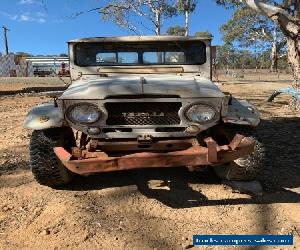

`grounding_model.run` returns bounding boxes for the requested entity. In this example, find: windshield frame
[74,41,207,67]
